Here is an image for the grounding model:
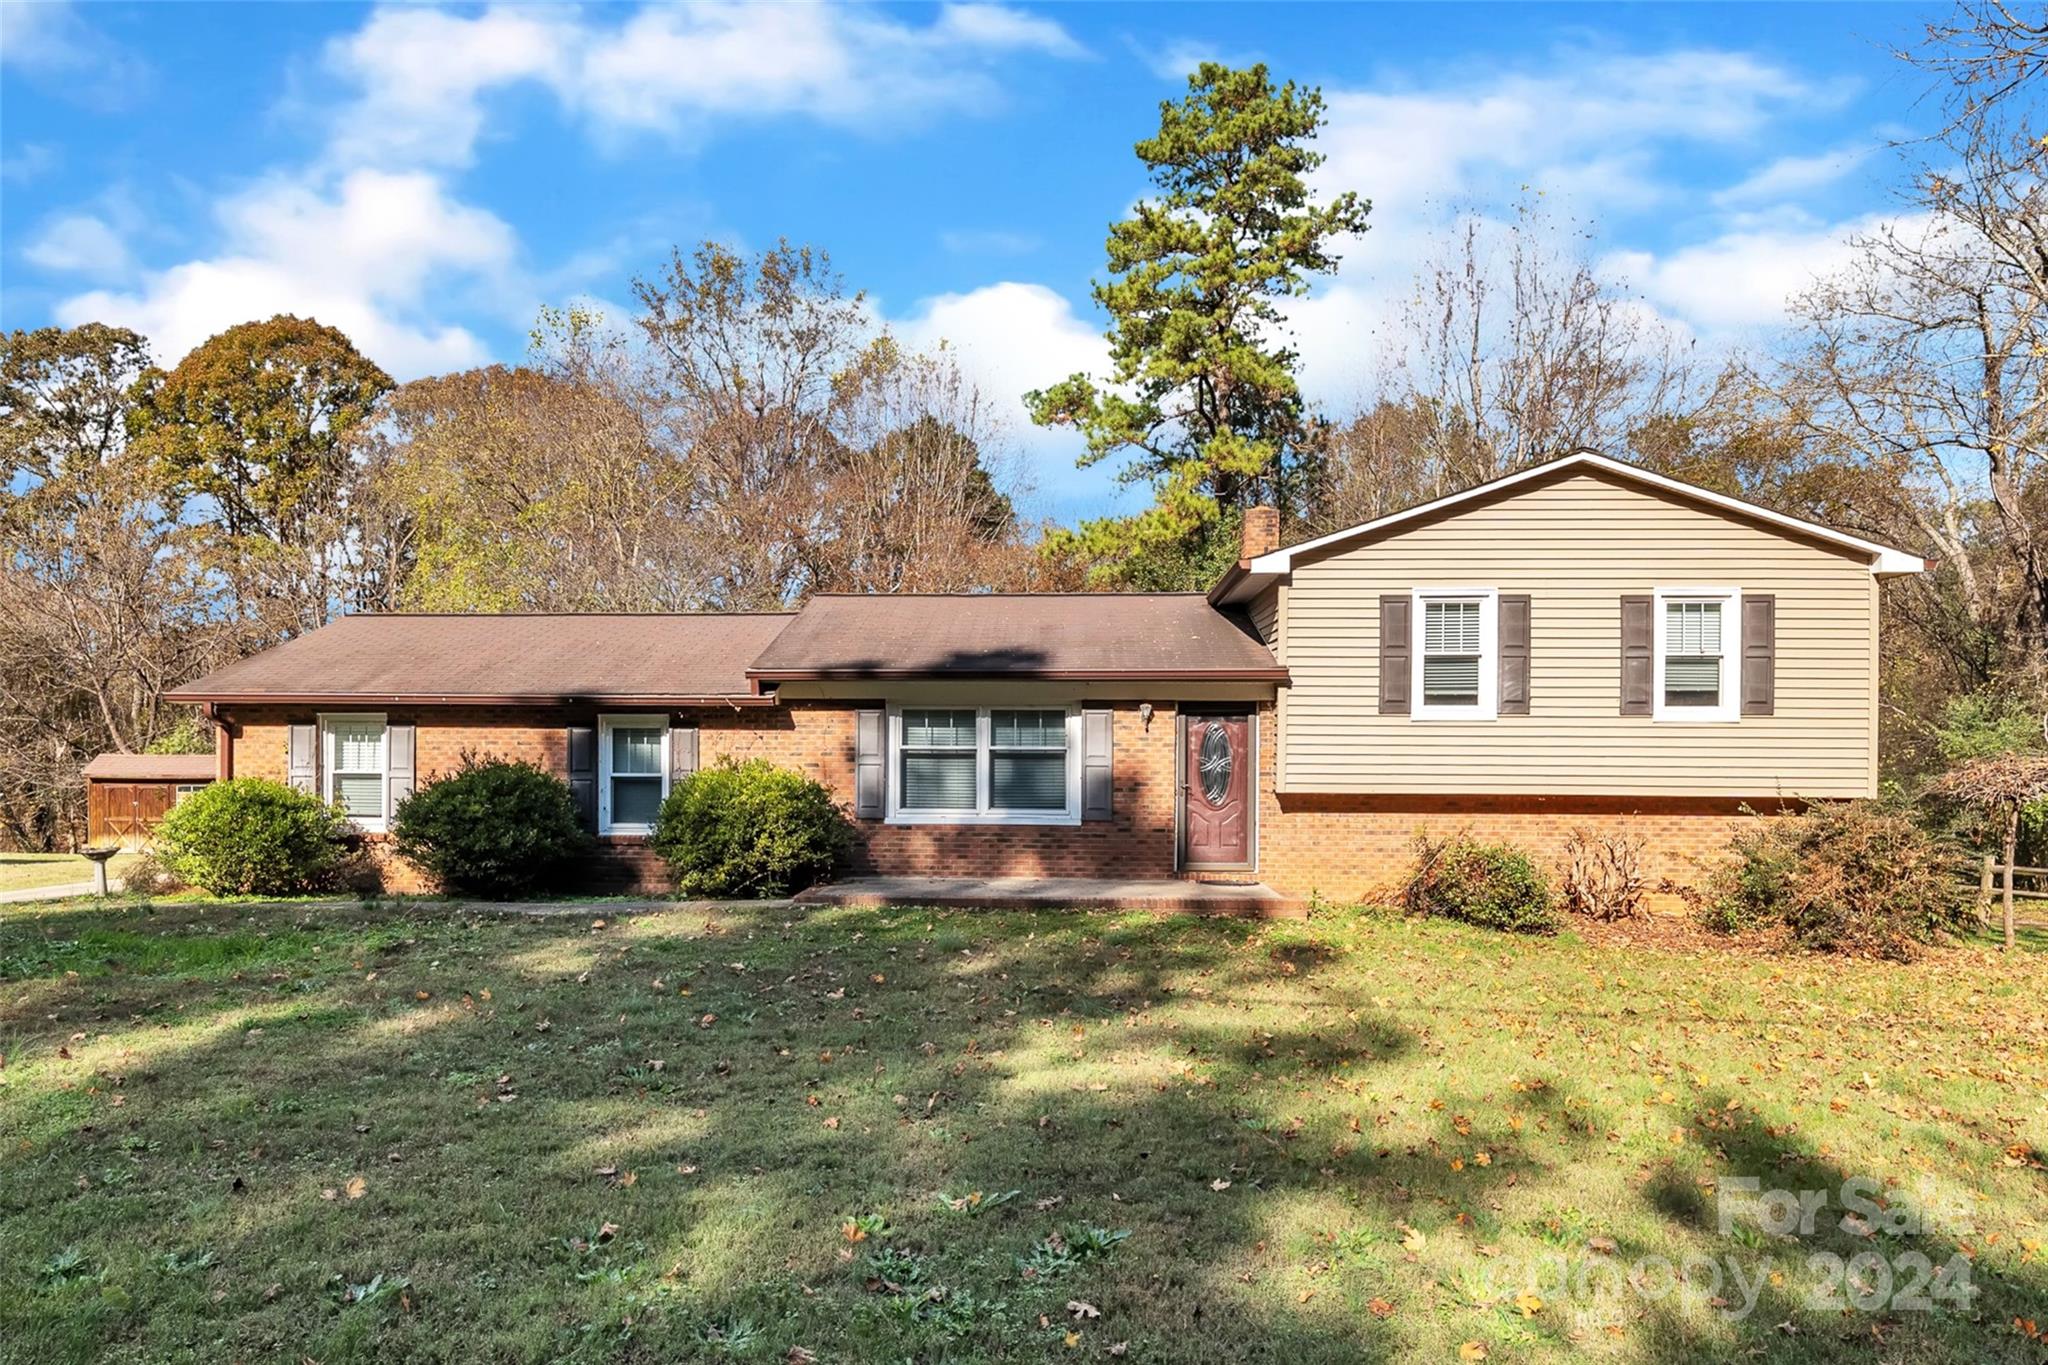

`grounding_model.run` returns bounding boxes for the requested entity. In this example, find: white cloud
[57,170,518,374]
[0,0,149,107]
[892,281,1130,513]
[322,7,574,169]
[0,141,59,183]
[1604,215,1893,331]
[1138,37,1260,83]
[23,213,131,278]
[1713,144,1876,205]
[324,1,1088,169]
[939,228,1041,256]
